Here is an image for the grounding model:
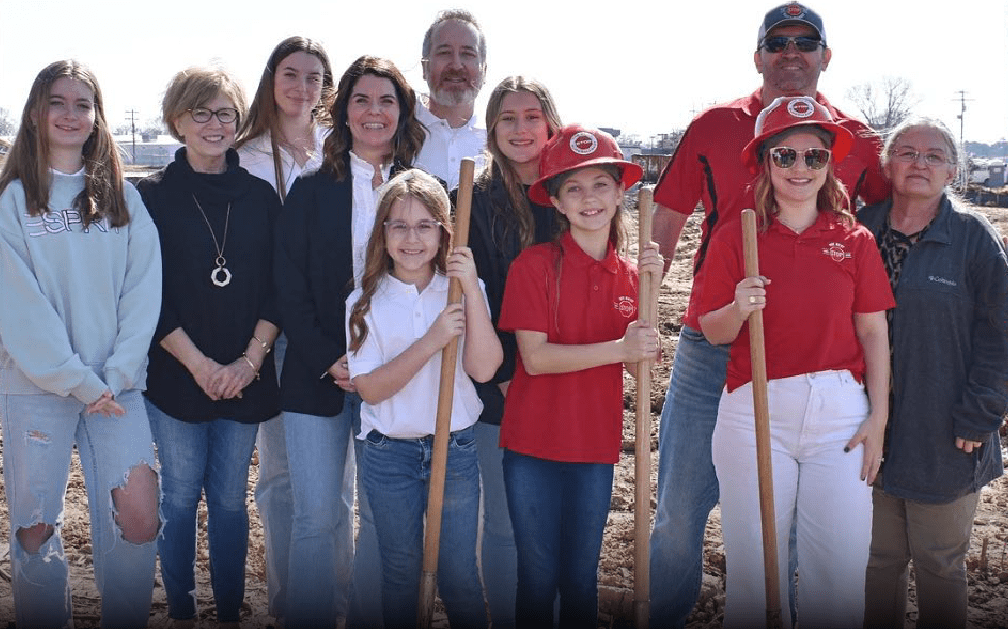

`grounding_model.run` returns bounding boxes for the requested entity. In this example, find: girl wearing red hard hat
[497,124,662,628]
[697,96,894,629]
